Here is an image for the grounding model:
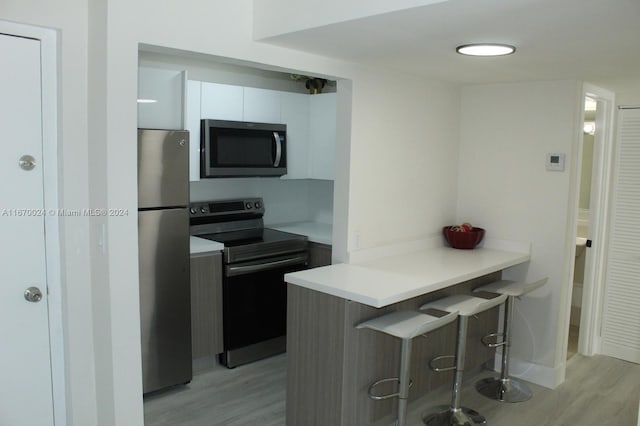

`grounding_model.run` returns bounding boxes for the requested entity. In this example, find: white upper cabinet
[243,87,282,124]
[187,79,337,181]
[201,82,243,121]
[138,67,186,130]
[281,92,310,180]
[309,93,337,180]
[186,80,202,182]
